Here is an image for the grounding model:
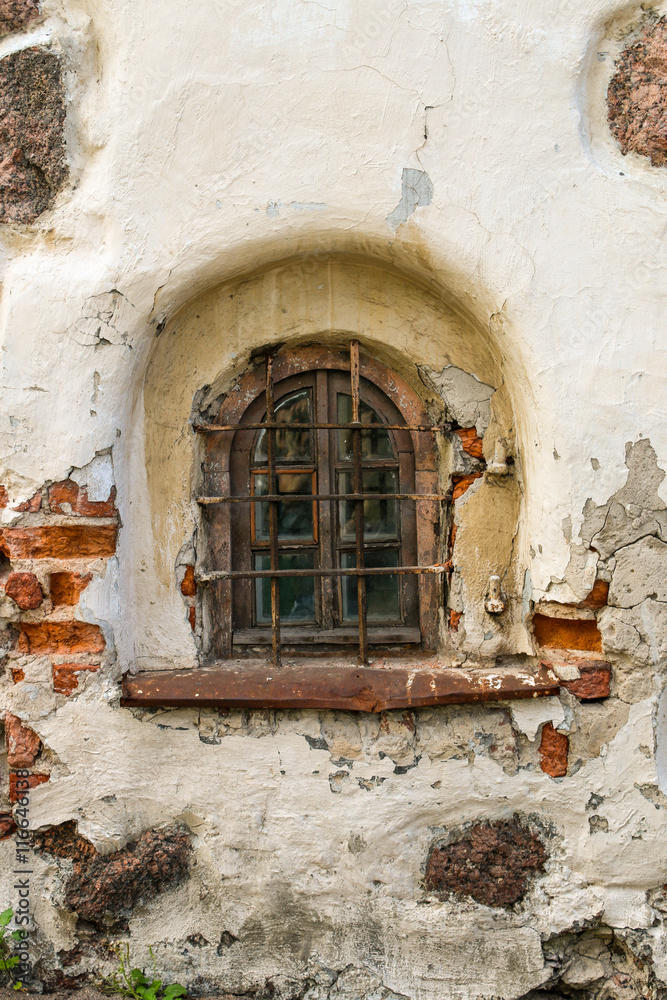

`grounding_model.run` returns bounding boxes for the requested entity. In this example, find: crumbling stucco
[0,2,664,998]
